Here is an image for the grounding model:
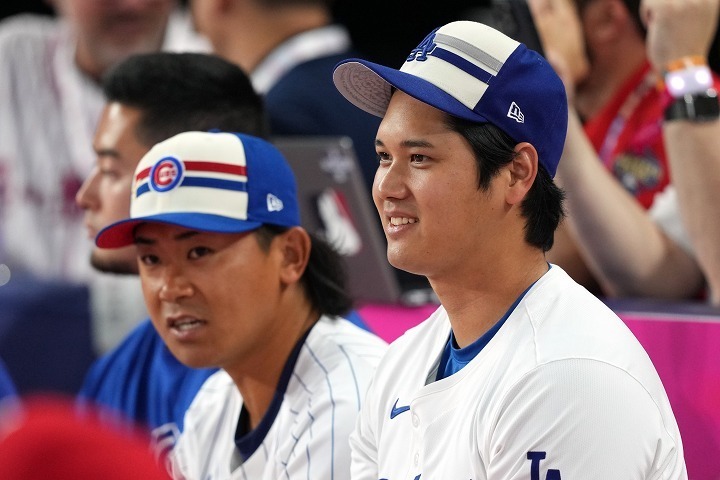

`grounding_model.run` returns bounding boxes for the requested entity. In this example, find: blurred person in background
[189,0,381,191]
[0,0,208,357]
[532,0,720,303]
[0,396,170,480]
